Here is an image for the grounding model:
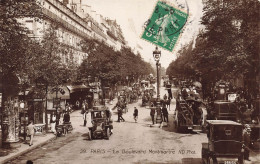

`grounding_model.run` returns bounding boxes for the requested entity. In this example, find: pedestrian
[133,107,138,123]
[56,110,61,125]
[168,88,173,99]
[63,111,70,136]
[150,107,155,124]
[65,102,71,113]
[27,120,35,146]
[162,105,168,122]
[86,110,93,134]
[241,104,252,124]
[50,112,56,134]
[243,124,251,161]
[117,107,120,122]
[83,99,88,111]
[105,107,112,121]
[75,100,80,110]
[117,108,125,122]
[156,105,163,124]
[63,111,70,123]
[83,111,87,126]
